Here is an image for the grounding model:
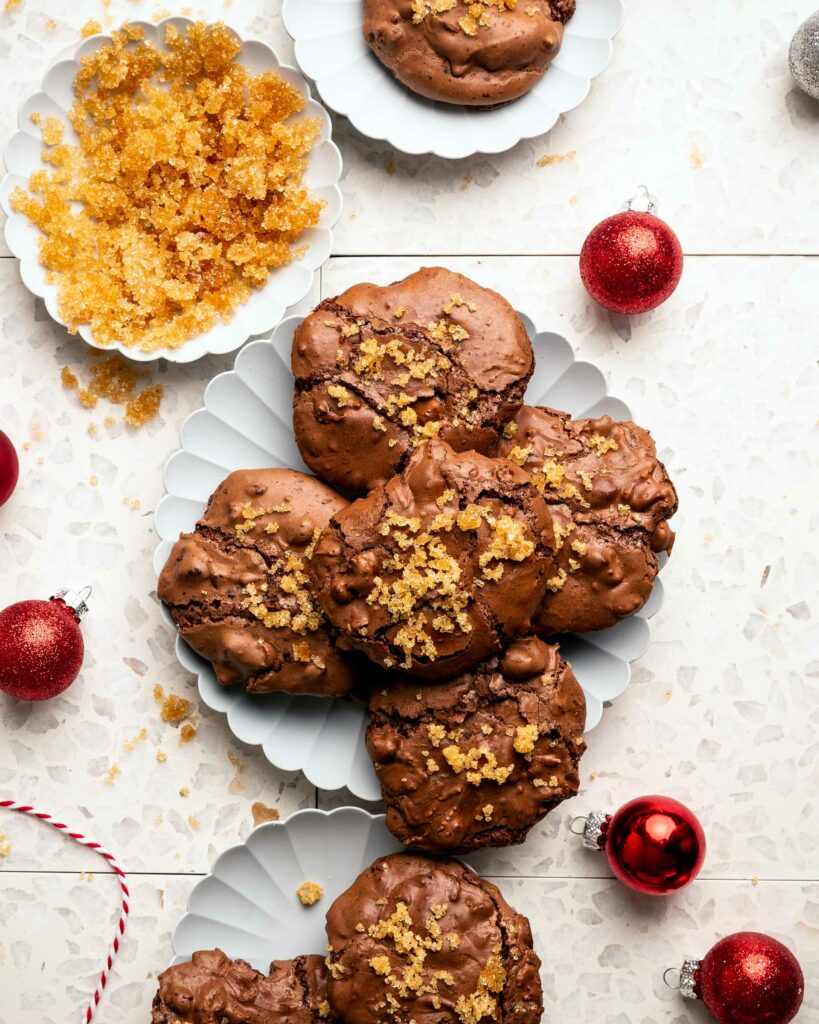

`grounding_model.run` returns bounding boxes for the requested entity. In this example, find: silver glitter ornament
[789,10,819,100]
